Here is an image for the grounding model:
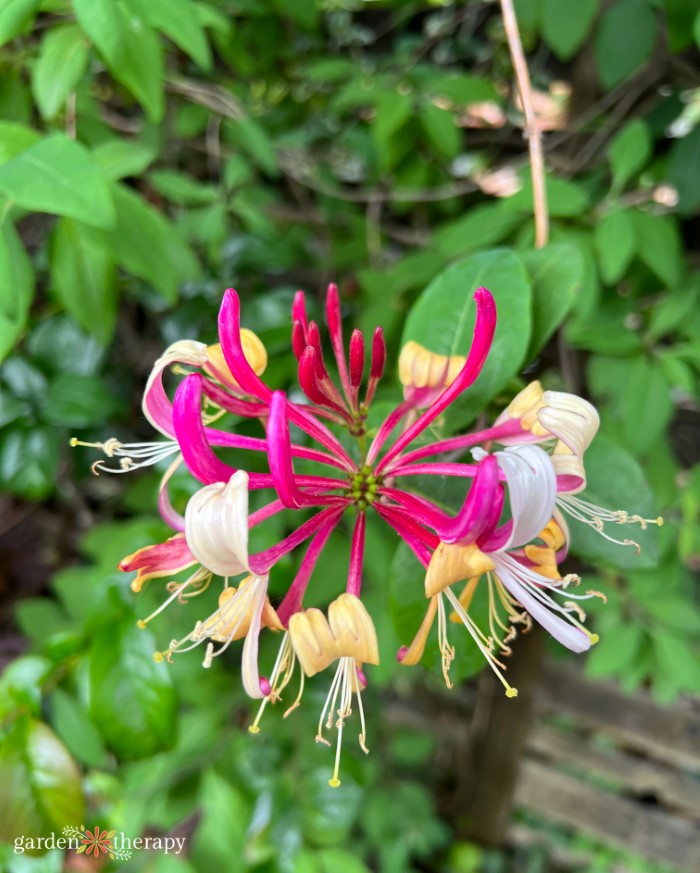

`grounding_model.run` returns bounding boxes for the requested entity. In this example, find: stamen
[444,587,518,698]
[558,495,662,549]
[70,436,180,474]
